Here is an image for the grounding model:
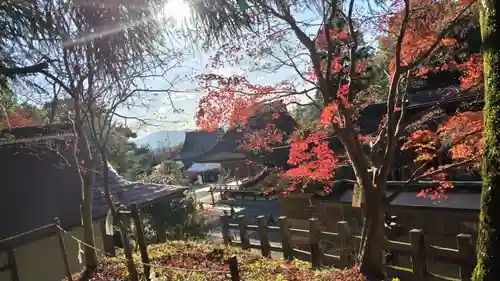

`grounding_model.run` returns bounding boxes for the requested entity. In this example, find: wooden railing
[221,215,476,281]
[208,186,278,204]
